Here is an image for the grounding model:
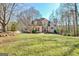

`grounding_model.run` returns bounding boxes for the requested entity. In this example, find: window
[37,28,39,31]
[51,27,53,29]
